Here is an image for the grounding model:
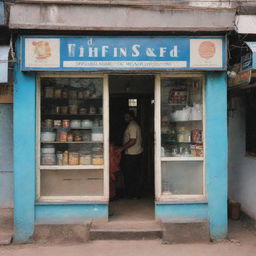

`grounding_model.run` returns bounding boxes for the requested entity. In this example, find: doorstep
[90,220,163,240]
